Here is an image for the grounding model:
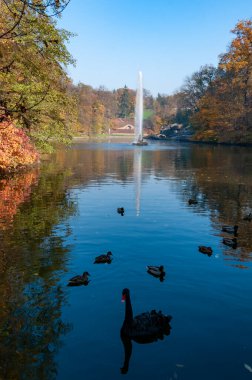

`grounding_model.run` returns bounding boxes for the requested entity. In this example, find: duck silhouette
[221,225,238,236]
[120,288,172,374]
[222,237,237,249]
[94,251,112,264]
[117,207,125,216]
[198,246,213,256]
[67,271,90,286]
[146,265,165,281]
[188,199,198,205]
